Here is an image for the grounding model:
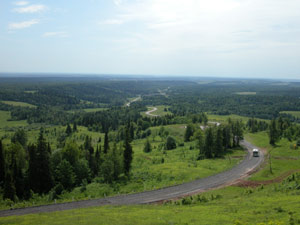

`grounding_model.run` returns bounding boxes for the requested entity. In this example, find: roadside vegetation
[1,77,300,224]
